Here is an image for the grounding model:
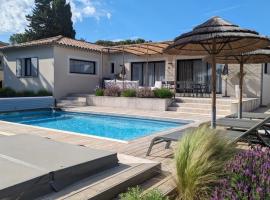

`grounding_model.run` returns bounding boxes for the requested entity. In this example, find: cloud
[0,0,34,33]
[67,0,111,22]
[0,0,111,34]
[204,5,242,16]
